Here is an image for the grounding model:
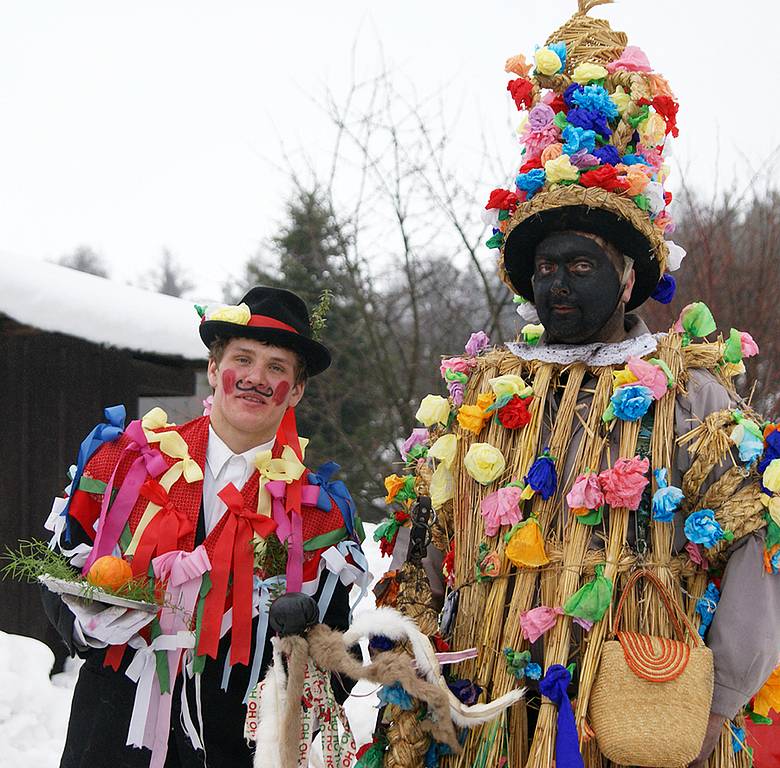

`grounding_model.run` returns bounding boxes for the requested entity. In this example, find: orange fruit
[87,555,133,592]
